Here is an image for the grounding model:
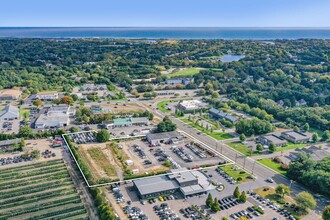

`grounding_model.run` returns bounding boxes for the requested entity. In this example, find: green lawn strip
[220,165,252,183]
[87,147,117,177]
[166,68,200,78]
[227,142,260,156]
[275,143,307,152]
[179,117,233,140]
[19,108,30,117]
[257,158,287,175]
[157,100,171,113]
